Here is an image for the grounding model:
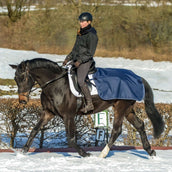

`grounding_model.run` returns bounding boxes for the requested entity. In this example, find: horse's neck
[31,68,63,87]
